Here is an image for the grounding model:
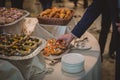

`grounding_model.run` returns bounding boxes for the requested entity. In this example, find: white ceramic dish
[61,53,85,73]
[62,65,84,73]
